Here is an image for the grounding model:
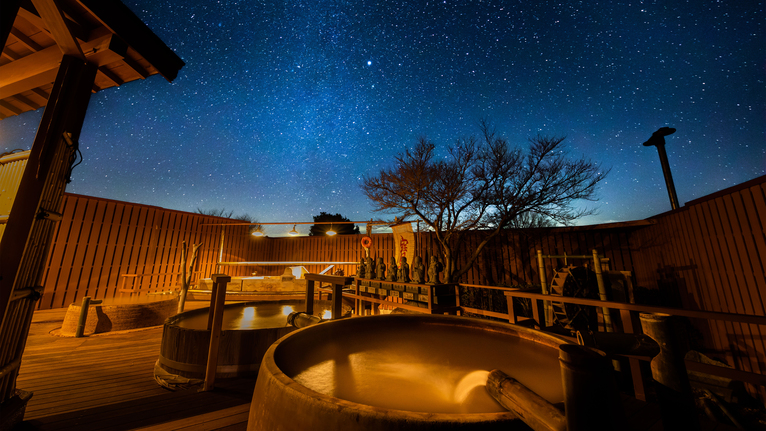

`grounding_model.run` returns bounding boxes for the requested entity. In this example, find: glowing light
[251,230,264,236]
[282,305,295,316]
[235,306,256,328]
[321,309,332,319]
[453,370,490,403]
